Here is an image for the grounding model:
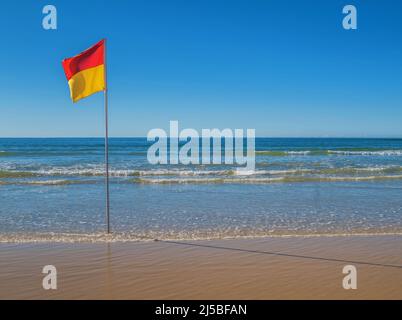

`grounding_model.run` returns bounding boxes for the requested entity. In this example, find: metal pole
[104,38,110,233]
